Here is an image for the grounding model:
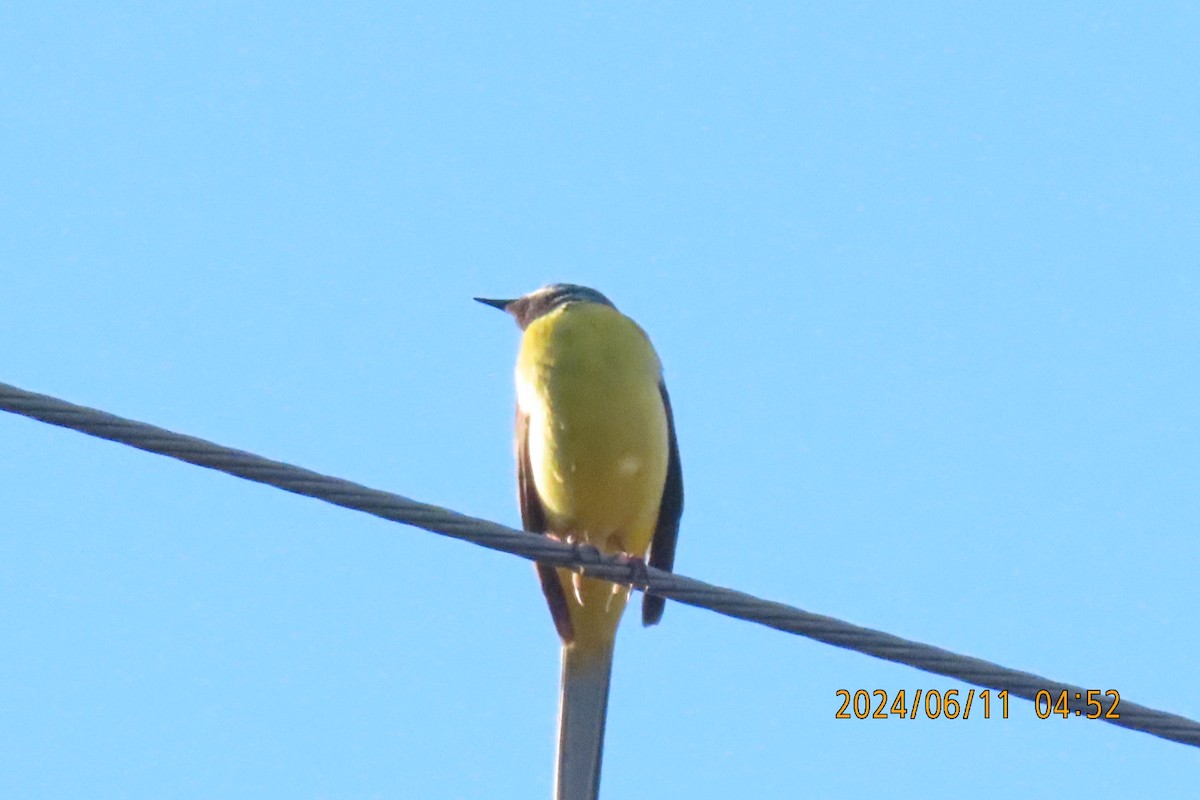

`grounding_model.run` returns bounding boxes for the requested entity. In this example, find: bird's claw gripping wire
[612,552,651,591]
